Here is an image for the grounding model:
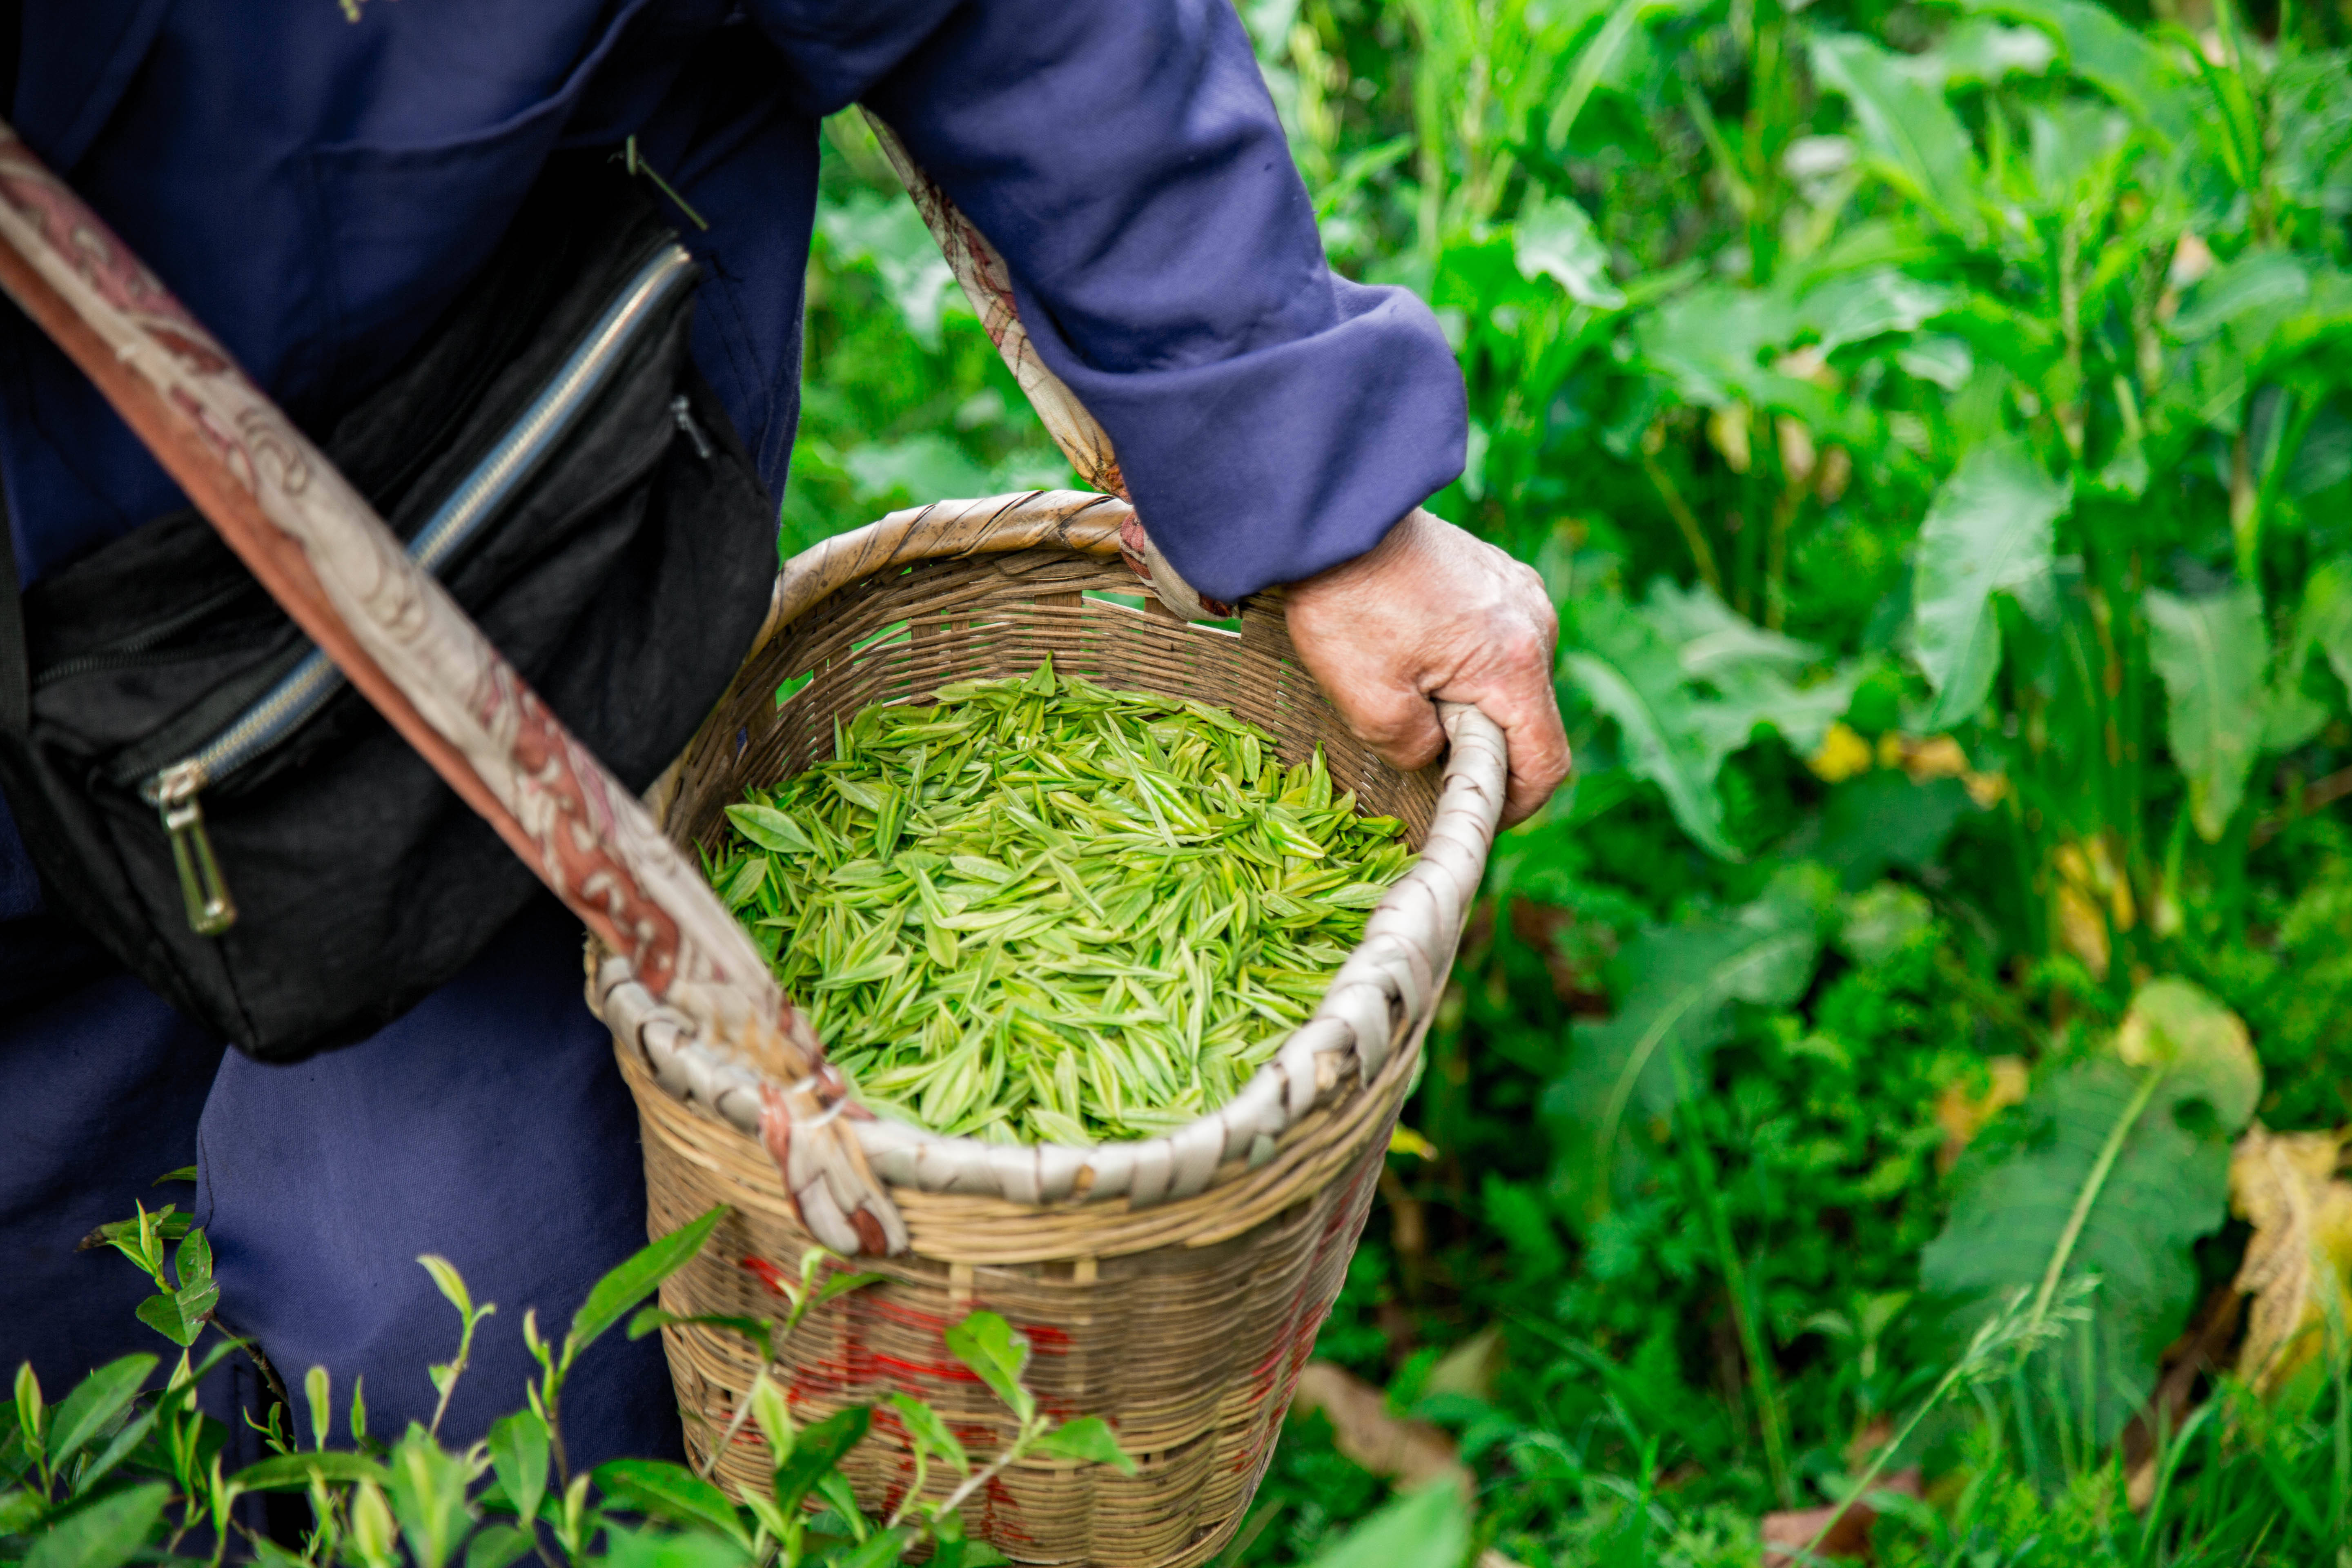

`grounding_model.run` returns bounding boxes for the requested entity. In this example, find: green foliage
[1909,441,2068,729]
[8,1203,1123,1566]
[1542,863,1834,1220]
[1921,981,2262,1446]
